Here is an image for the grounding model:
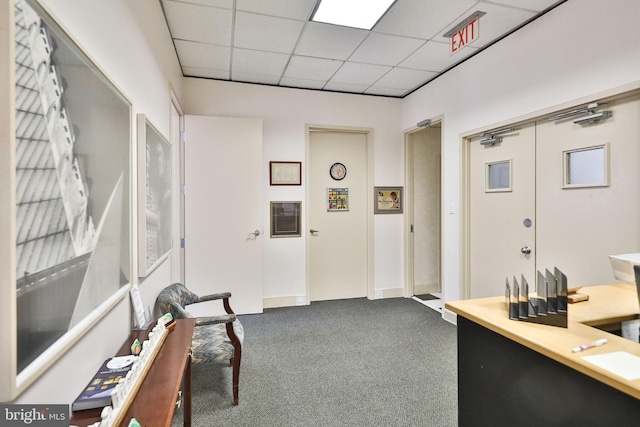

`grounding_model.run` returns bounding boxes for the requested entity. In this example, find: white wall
[14,0,183,404]
[182,80,404,301]
[402,0,640,305]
